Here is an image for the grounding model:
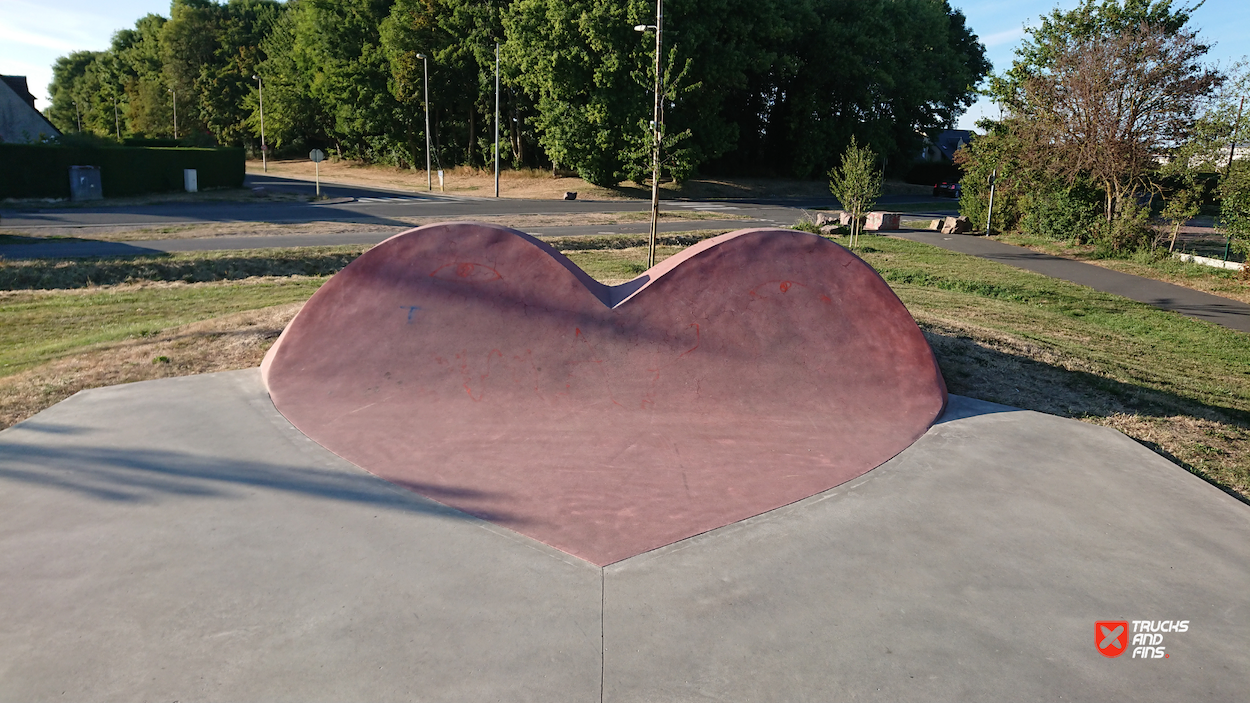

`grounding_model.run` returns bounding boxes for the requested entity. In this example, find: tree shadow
[923,327,1250,505]
[0,437,523,524]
